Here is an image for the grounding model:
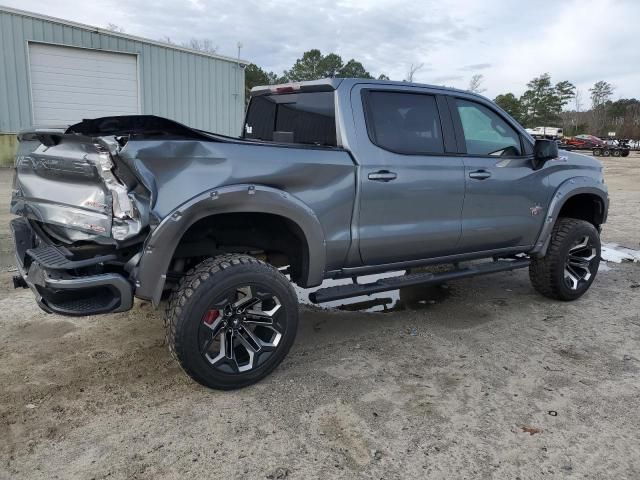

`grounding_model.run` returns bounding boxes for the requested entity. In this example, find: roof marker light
[273,84,300,94]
